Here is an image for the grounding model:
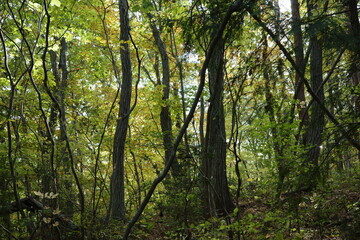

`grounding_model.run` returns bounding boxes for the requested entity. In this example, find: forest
[0,0,360,239]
